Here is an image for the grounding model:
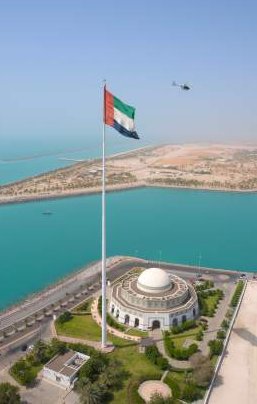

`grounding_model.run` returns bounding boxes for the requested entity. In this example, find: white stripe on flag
[114,108,135,132]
